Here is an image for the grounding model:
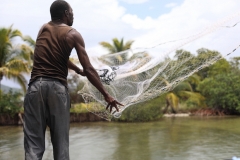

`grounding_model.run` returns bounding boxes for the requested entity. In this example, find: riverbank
[0,108,237,125]
[163,113,190,117]
[0,112,106,125]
